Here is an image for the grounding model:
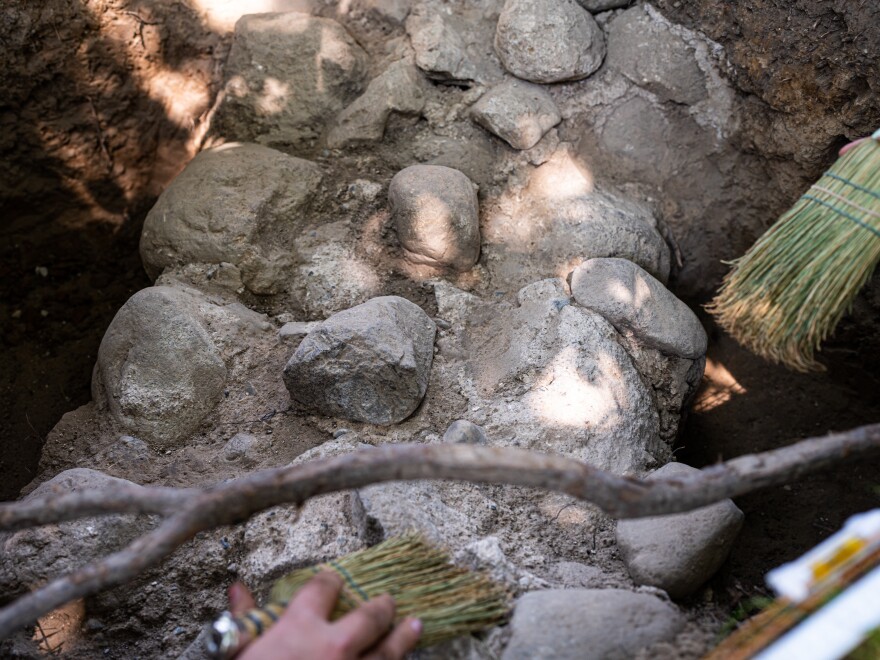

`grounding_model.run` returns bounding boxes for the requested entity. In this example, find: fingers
[232,574,416,660]
[840,137,867,156]
[285,570,344,621]
[364,618,423,660]
[332,593,397,654]
[228,581,257,616]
